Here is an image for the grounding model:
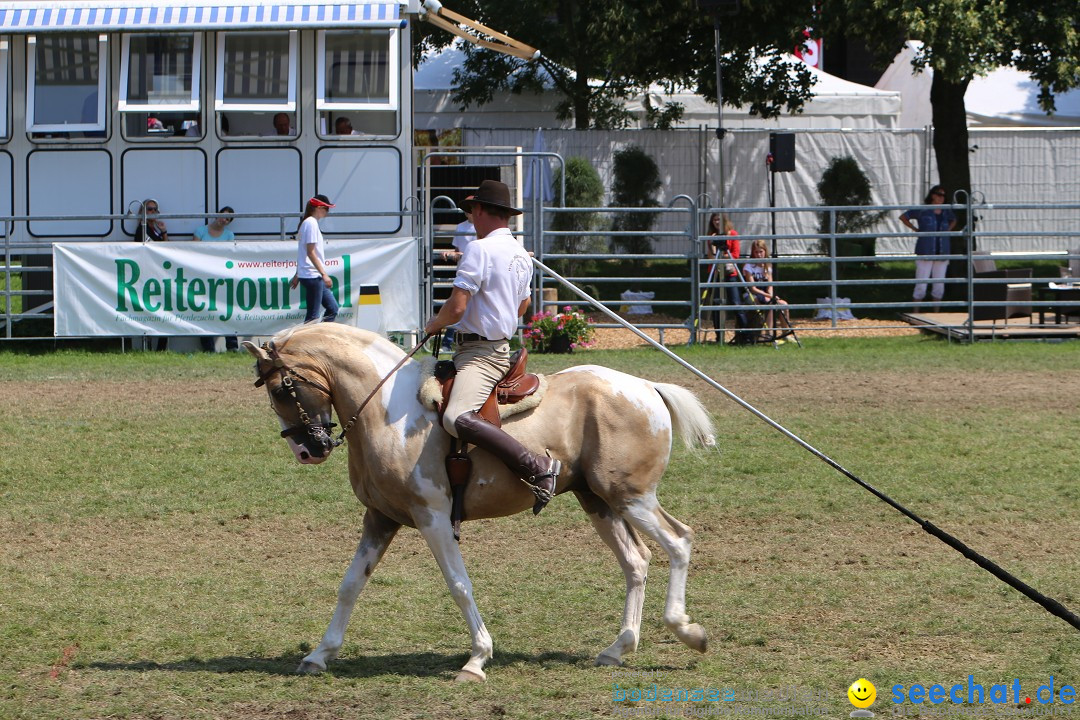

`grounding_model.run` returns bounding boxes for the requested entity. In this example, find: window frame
[0,38,8,139]
[316,28,399,113]
[215,30,297,113]
[118,33,202,114]
[25,33,108,134]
